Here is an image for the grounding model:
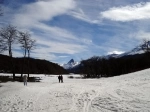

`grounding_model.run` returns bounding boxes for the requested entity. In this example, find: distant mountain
[67,59,75,65]
[117,45,145,58]
[61,45,145,72]
[90,53,119,61]
[90,44,146,61]
[62,43,148,73]
[62,59,80,70]
[80,42,150,78]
